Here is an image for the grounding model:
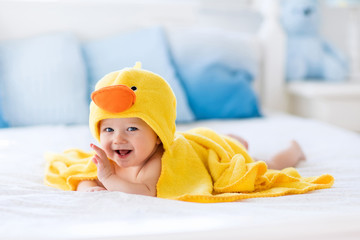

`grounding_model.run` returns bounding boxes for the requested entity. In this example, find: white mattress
[1,114,360,240]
